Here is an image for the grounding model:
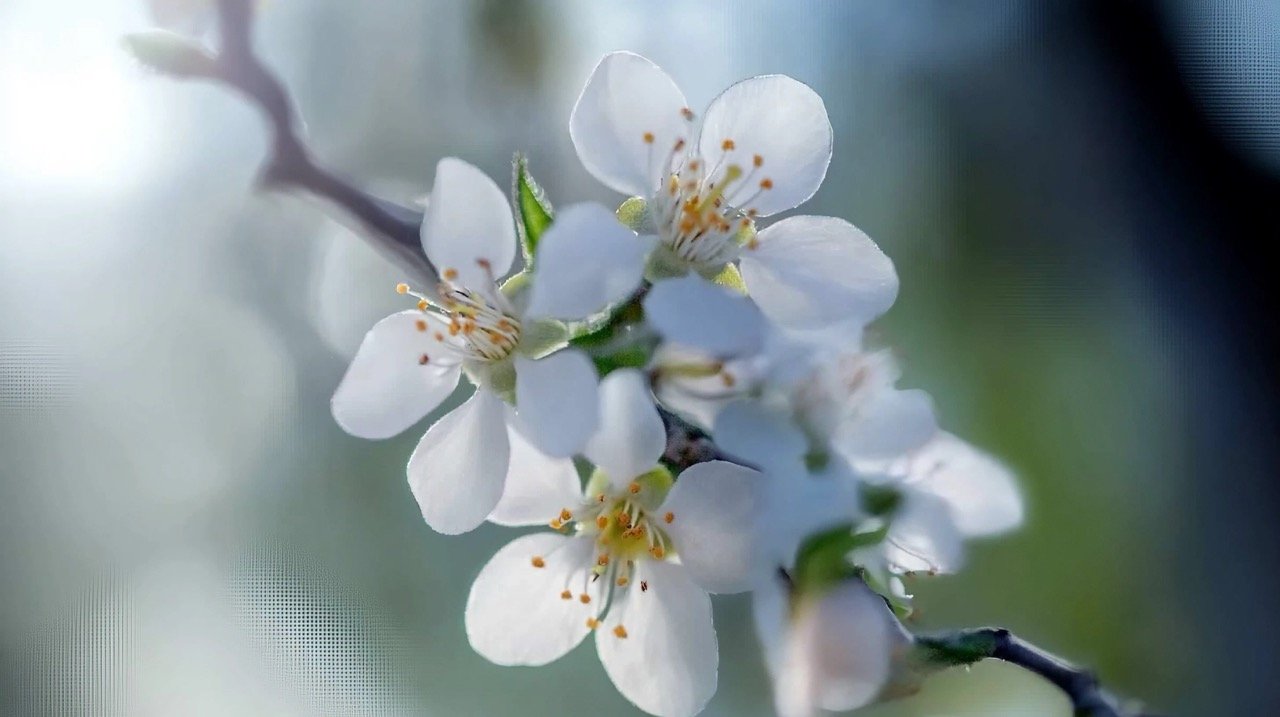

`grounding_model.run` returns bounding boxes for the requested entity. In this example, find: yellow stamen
[395,283,410,294]
[612,625,628,639]
[531,556,545,568]
[664,511,675,524]
[560,590,572,600]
